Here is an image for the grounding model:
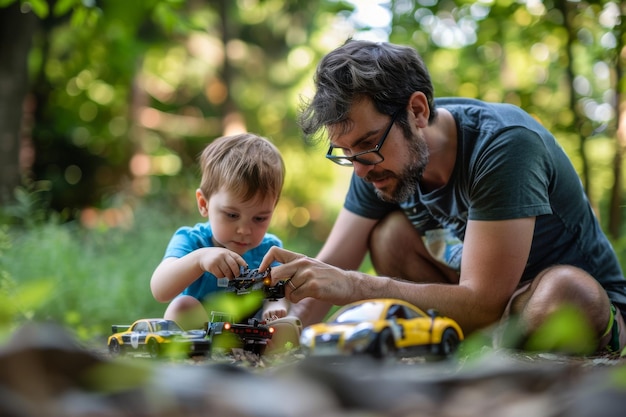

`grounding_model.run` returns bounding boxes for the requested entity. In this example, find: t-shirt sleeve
[163,225,211,259]
[243,233,283,268]
[344,172,399,219]
[468,127,553,220]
